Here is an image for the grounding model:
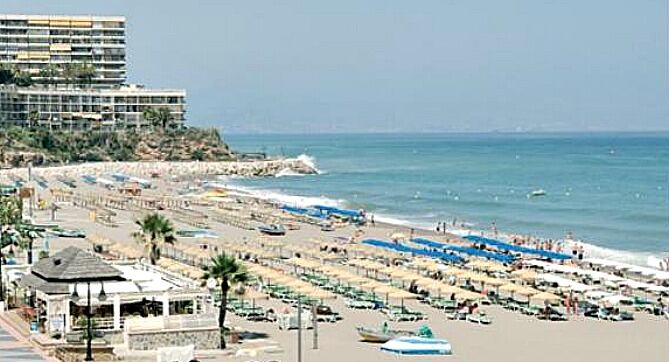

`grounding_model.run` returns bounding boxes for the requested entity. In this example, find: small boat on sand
[381,336,453,355]
[258,224,286,236]
[356,326,413,343]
